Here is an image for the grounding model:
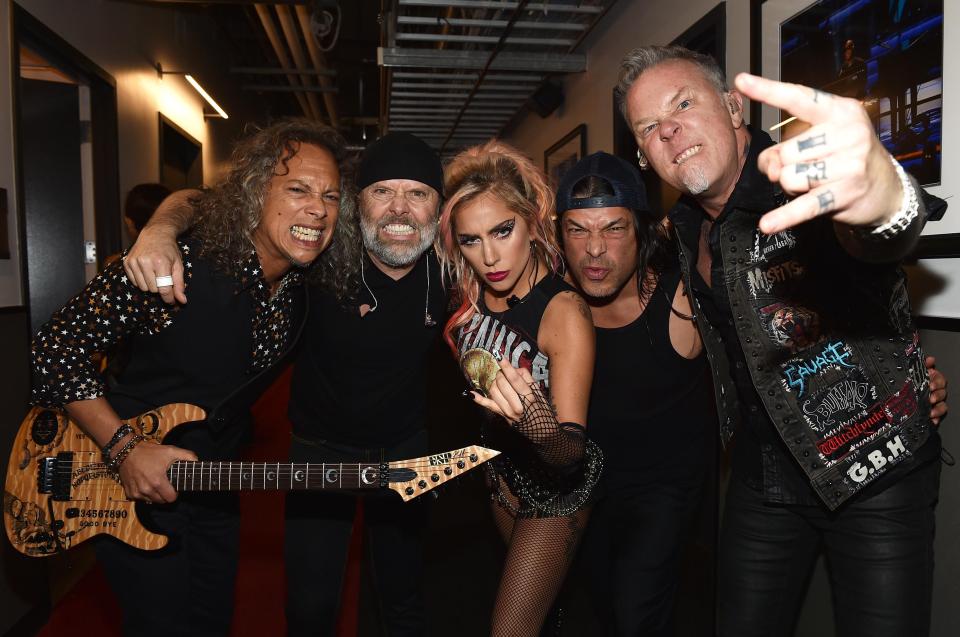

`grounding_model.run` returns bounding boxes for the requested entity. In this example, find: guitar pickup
[37,453,73,500]
[37,457,56,494]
